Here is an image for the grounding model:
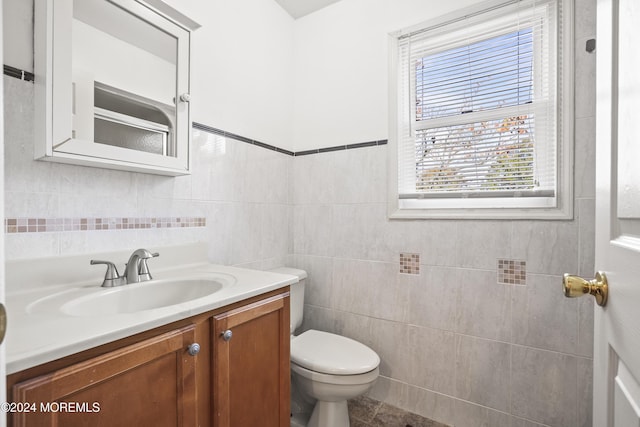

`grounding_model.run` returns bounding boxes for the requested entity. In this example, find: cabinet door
[212,293,290,427]
[34,0,193,175]
[11,325,198,427]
